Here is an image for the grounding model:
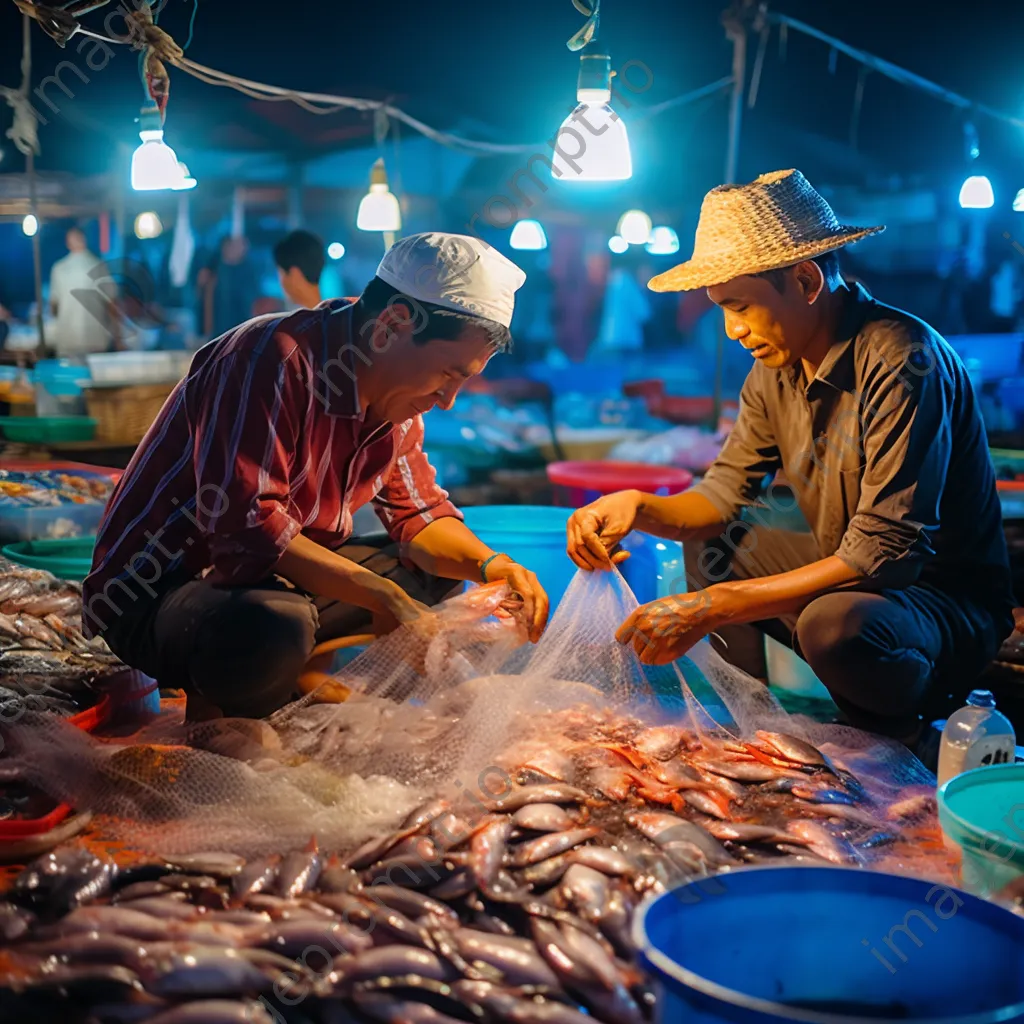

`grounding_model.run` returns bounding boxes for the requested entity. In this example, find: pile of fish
[0,558,121,713]
[0,713,944,1023]
[0,470,114,508]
